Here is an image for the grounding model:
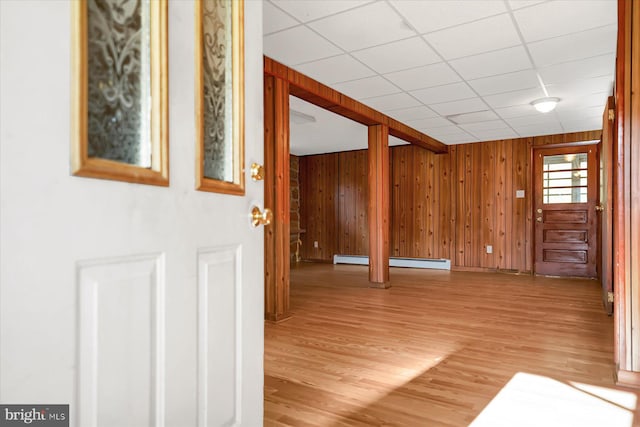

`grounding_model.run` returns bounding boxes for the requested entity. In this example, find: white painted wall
[0,1,264,425]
